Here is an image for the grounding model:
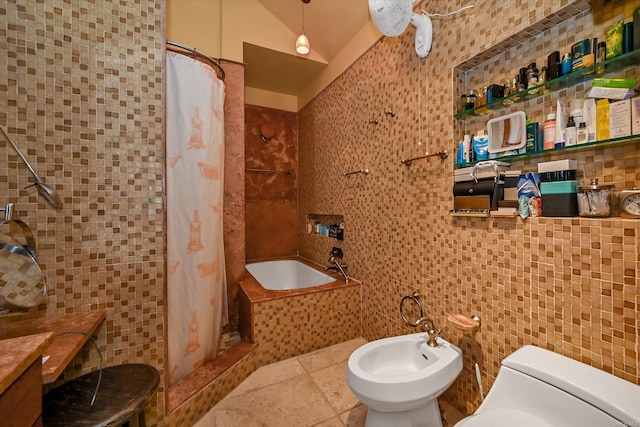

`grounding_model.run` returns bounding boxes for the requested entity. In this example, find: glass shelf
[454,134,640,169]
[454,49,640,120]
